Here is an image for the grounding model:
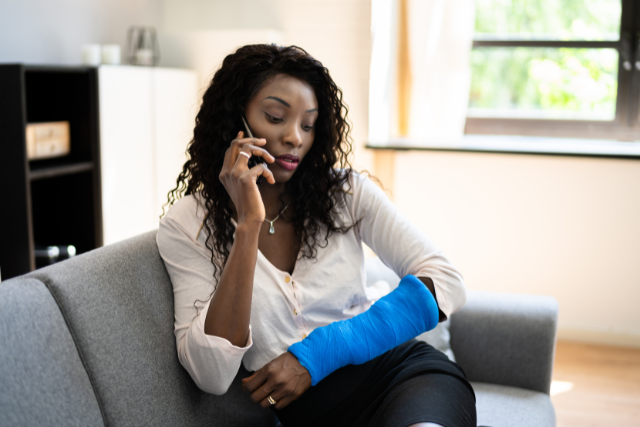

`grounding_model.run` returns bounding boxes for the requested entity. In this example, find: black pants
[273,340,477,427]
